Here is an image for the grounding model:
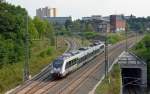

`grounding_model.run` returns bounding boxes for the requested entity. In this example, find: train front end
[50,59,64,78]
